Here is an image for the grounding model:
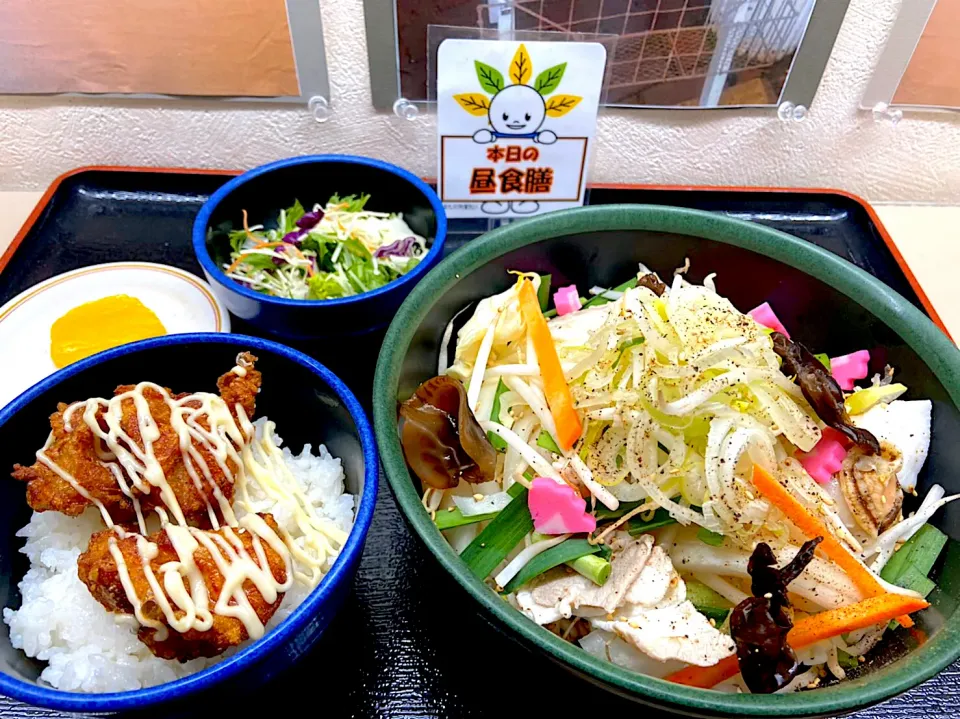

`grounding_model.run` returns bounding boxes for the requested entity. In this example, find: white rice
[2,418,355,693]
